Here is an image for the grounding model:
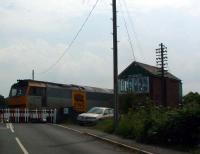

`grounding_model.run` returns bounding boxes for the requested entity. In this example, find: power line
[121,0,145,60]
[119,0,136,61]
[38,0,100,74]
